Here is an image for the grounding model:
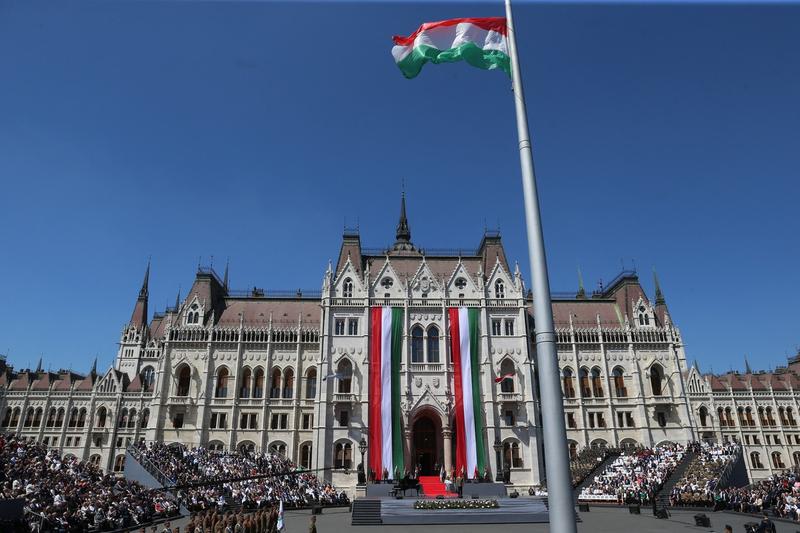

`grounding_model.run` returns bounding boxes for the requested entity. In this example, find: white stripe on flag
[458,307,477,477]
[380,306,394,479]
